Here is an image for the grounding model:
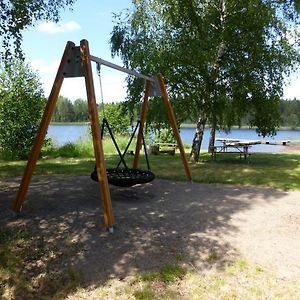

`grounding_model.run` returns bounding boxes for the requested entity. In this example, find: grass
[42,135,135,158]
[71,258,300,299]
[1,147,299,190]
